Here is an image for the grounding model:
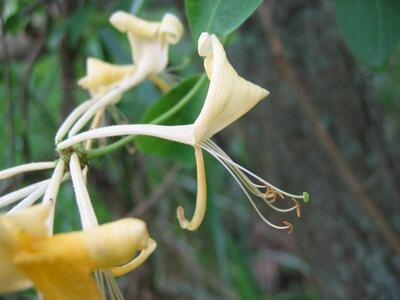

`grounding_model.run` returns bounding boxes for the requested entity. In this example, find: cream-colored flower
[110,11,183,75]
[78,58,136,97]
[193,33,269,142]
[0,204,156,299]
[57,33,308,232]
[55,11,183,143]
